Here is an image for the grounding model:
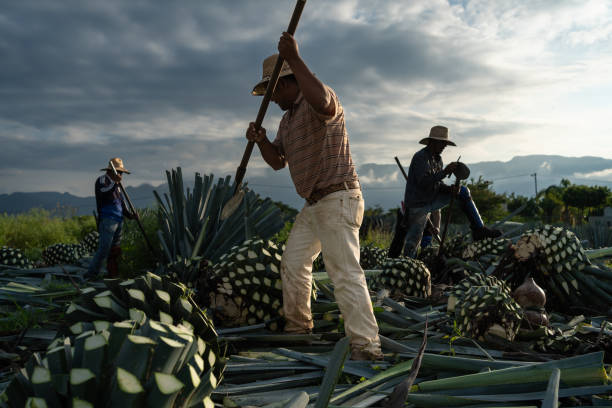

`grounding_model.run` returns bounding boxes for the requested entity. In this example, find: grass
[272,222,394,250]
[0,279,73,333]
[0,206,160,277]
[118,207,161,277]
[0,208,96,261]
[271,221,293,246]
[0,277,75,334]
[361,227,393,249]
